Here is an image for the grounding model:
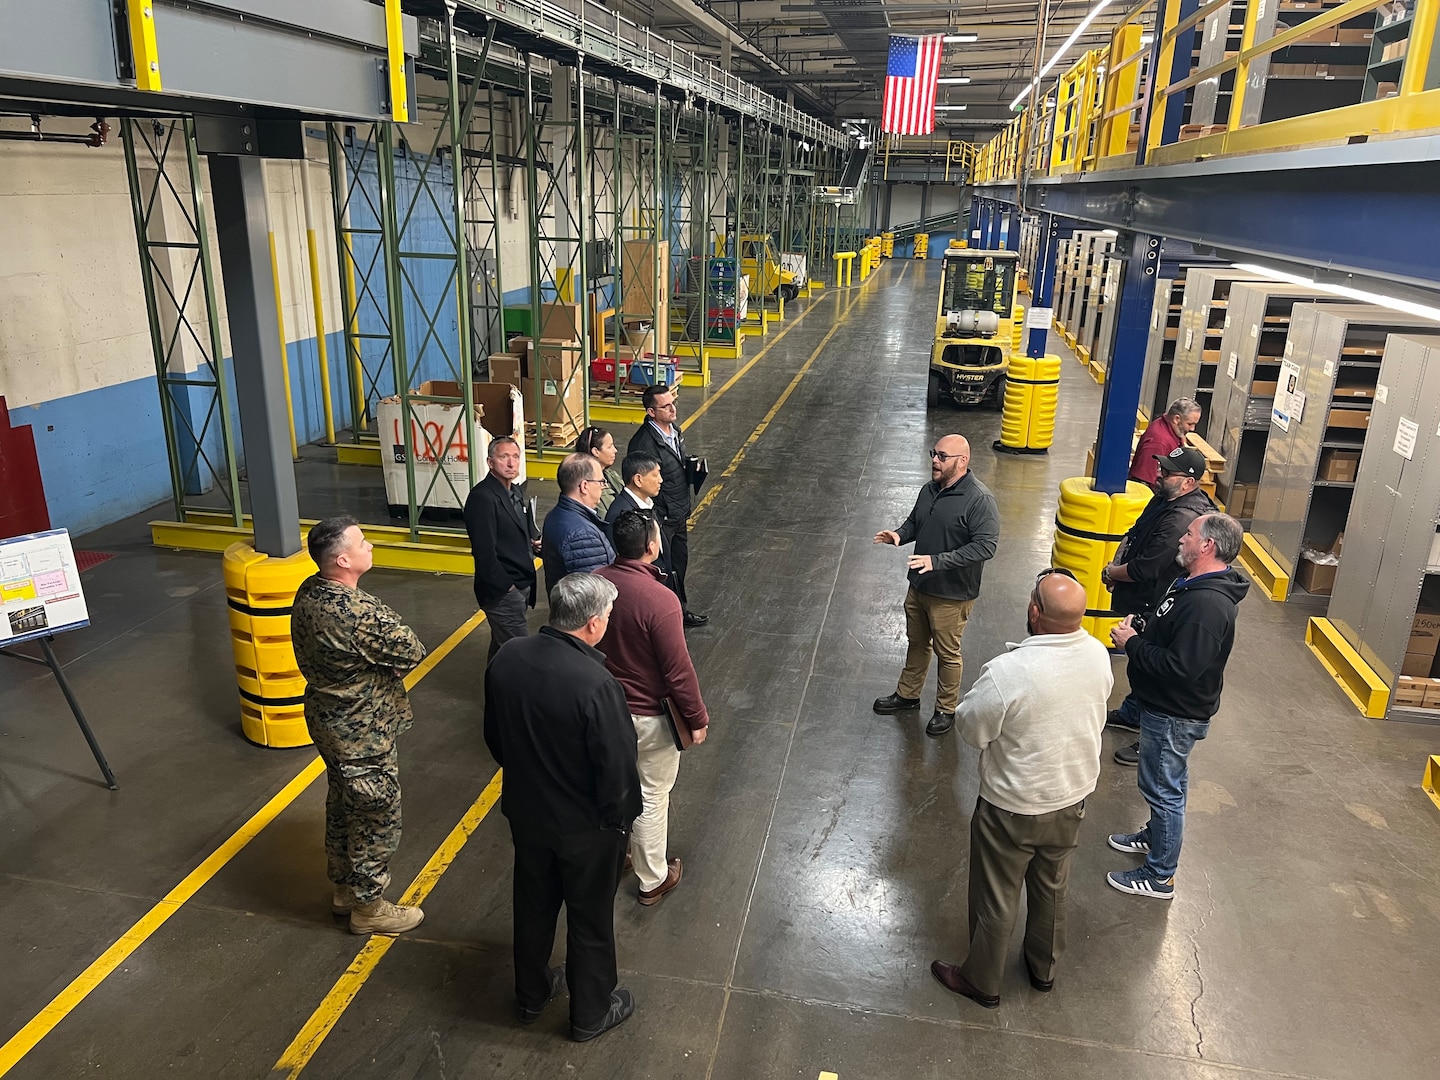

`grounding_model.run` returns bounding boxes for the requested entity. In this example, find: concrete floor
[2,261,1438,1079]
